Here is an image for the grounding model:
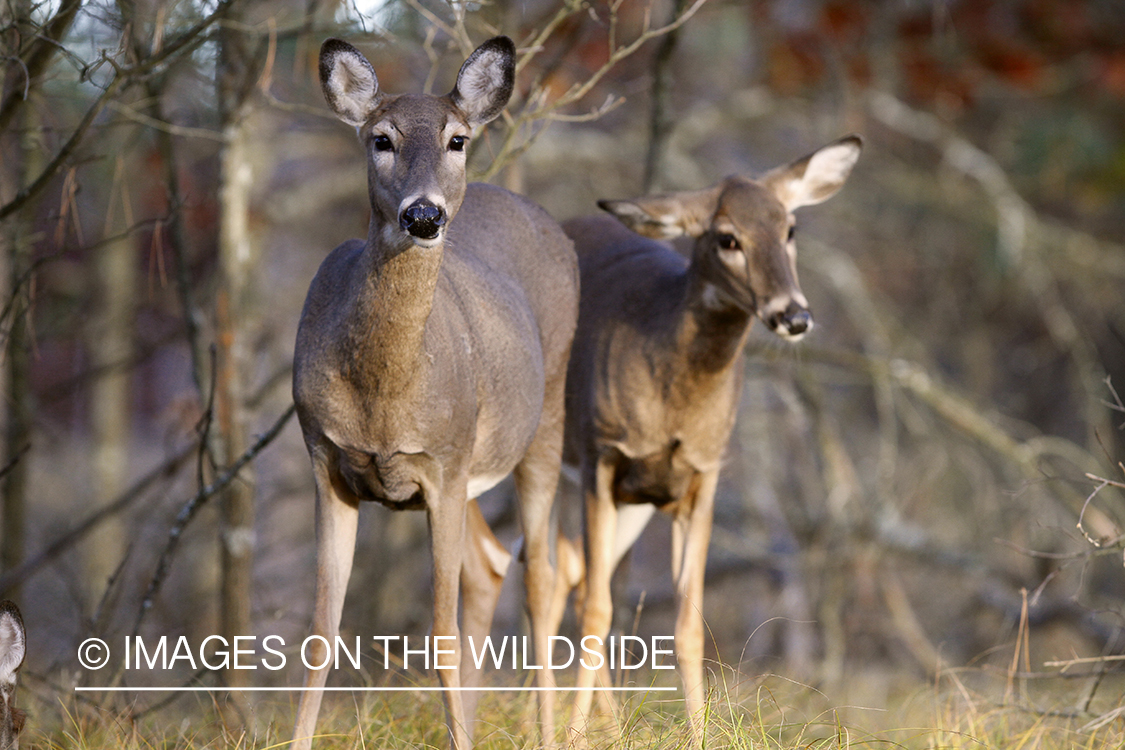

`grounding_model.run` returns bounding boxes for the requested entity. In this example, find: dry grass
[21,667,1125,750]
